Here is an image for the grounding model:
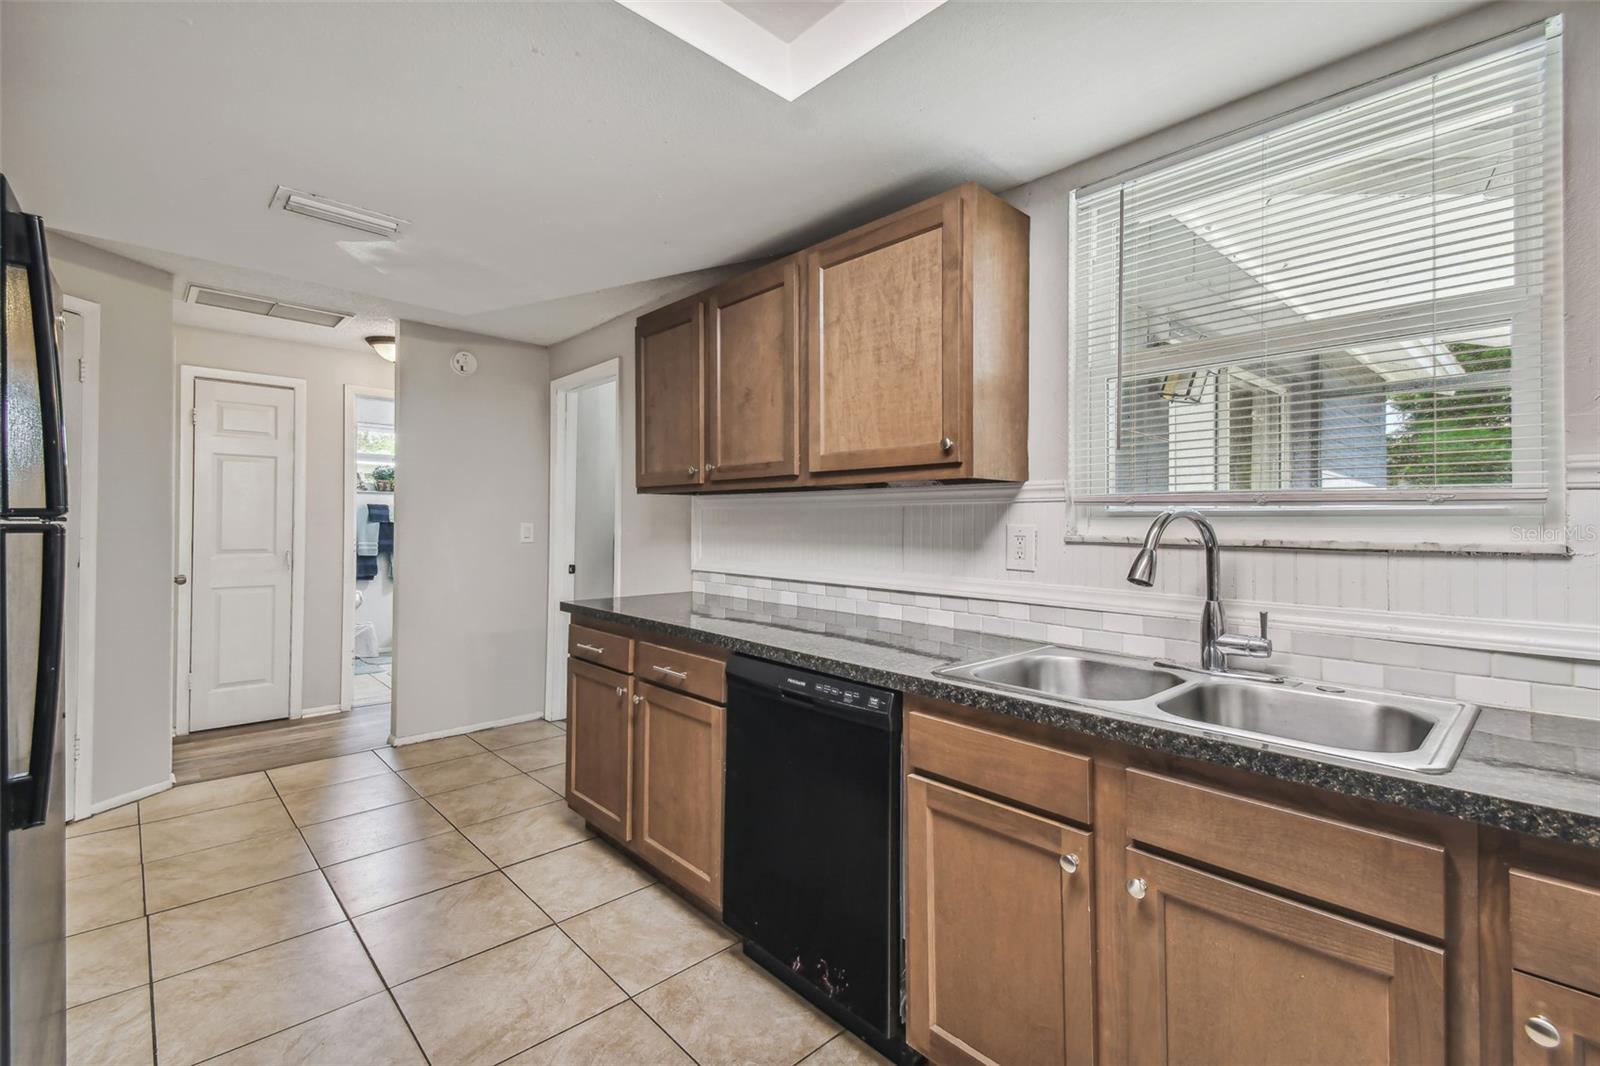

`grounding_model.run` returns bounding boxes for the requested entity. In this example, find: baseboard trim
[85,774,174,817]
[389,710,551,748]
